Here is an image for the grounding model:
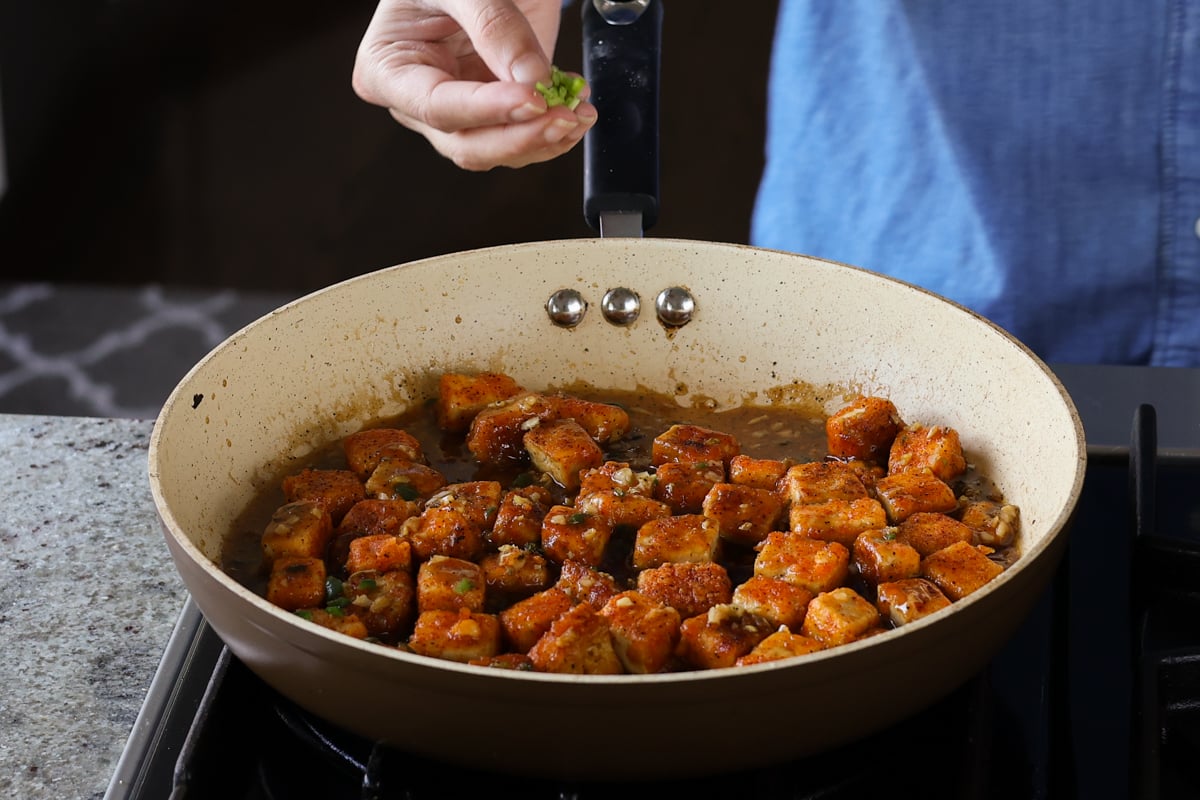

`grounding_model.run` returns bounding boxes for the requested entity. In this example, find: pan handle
[581,0,662,233]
